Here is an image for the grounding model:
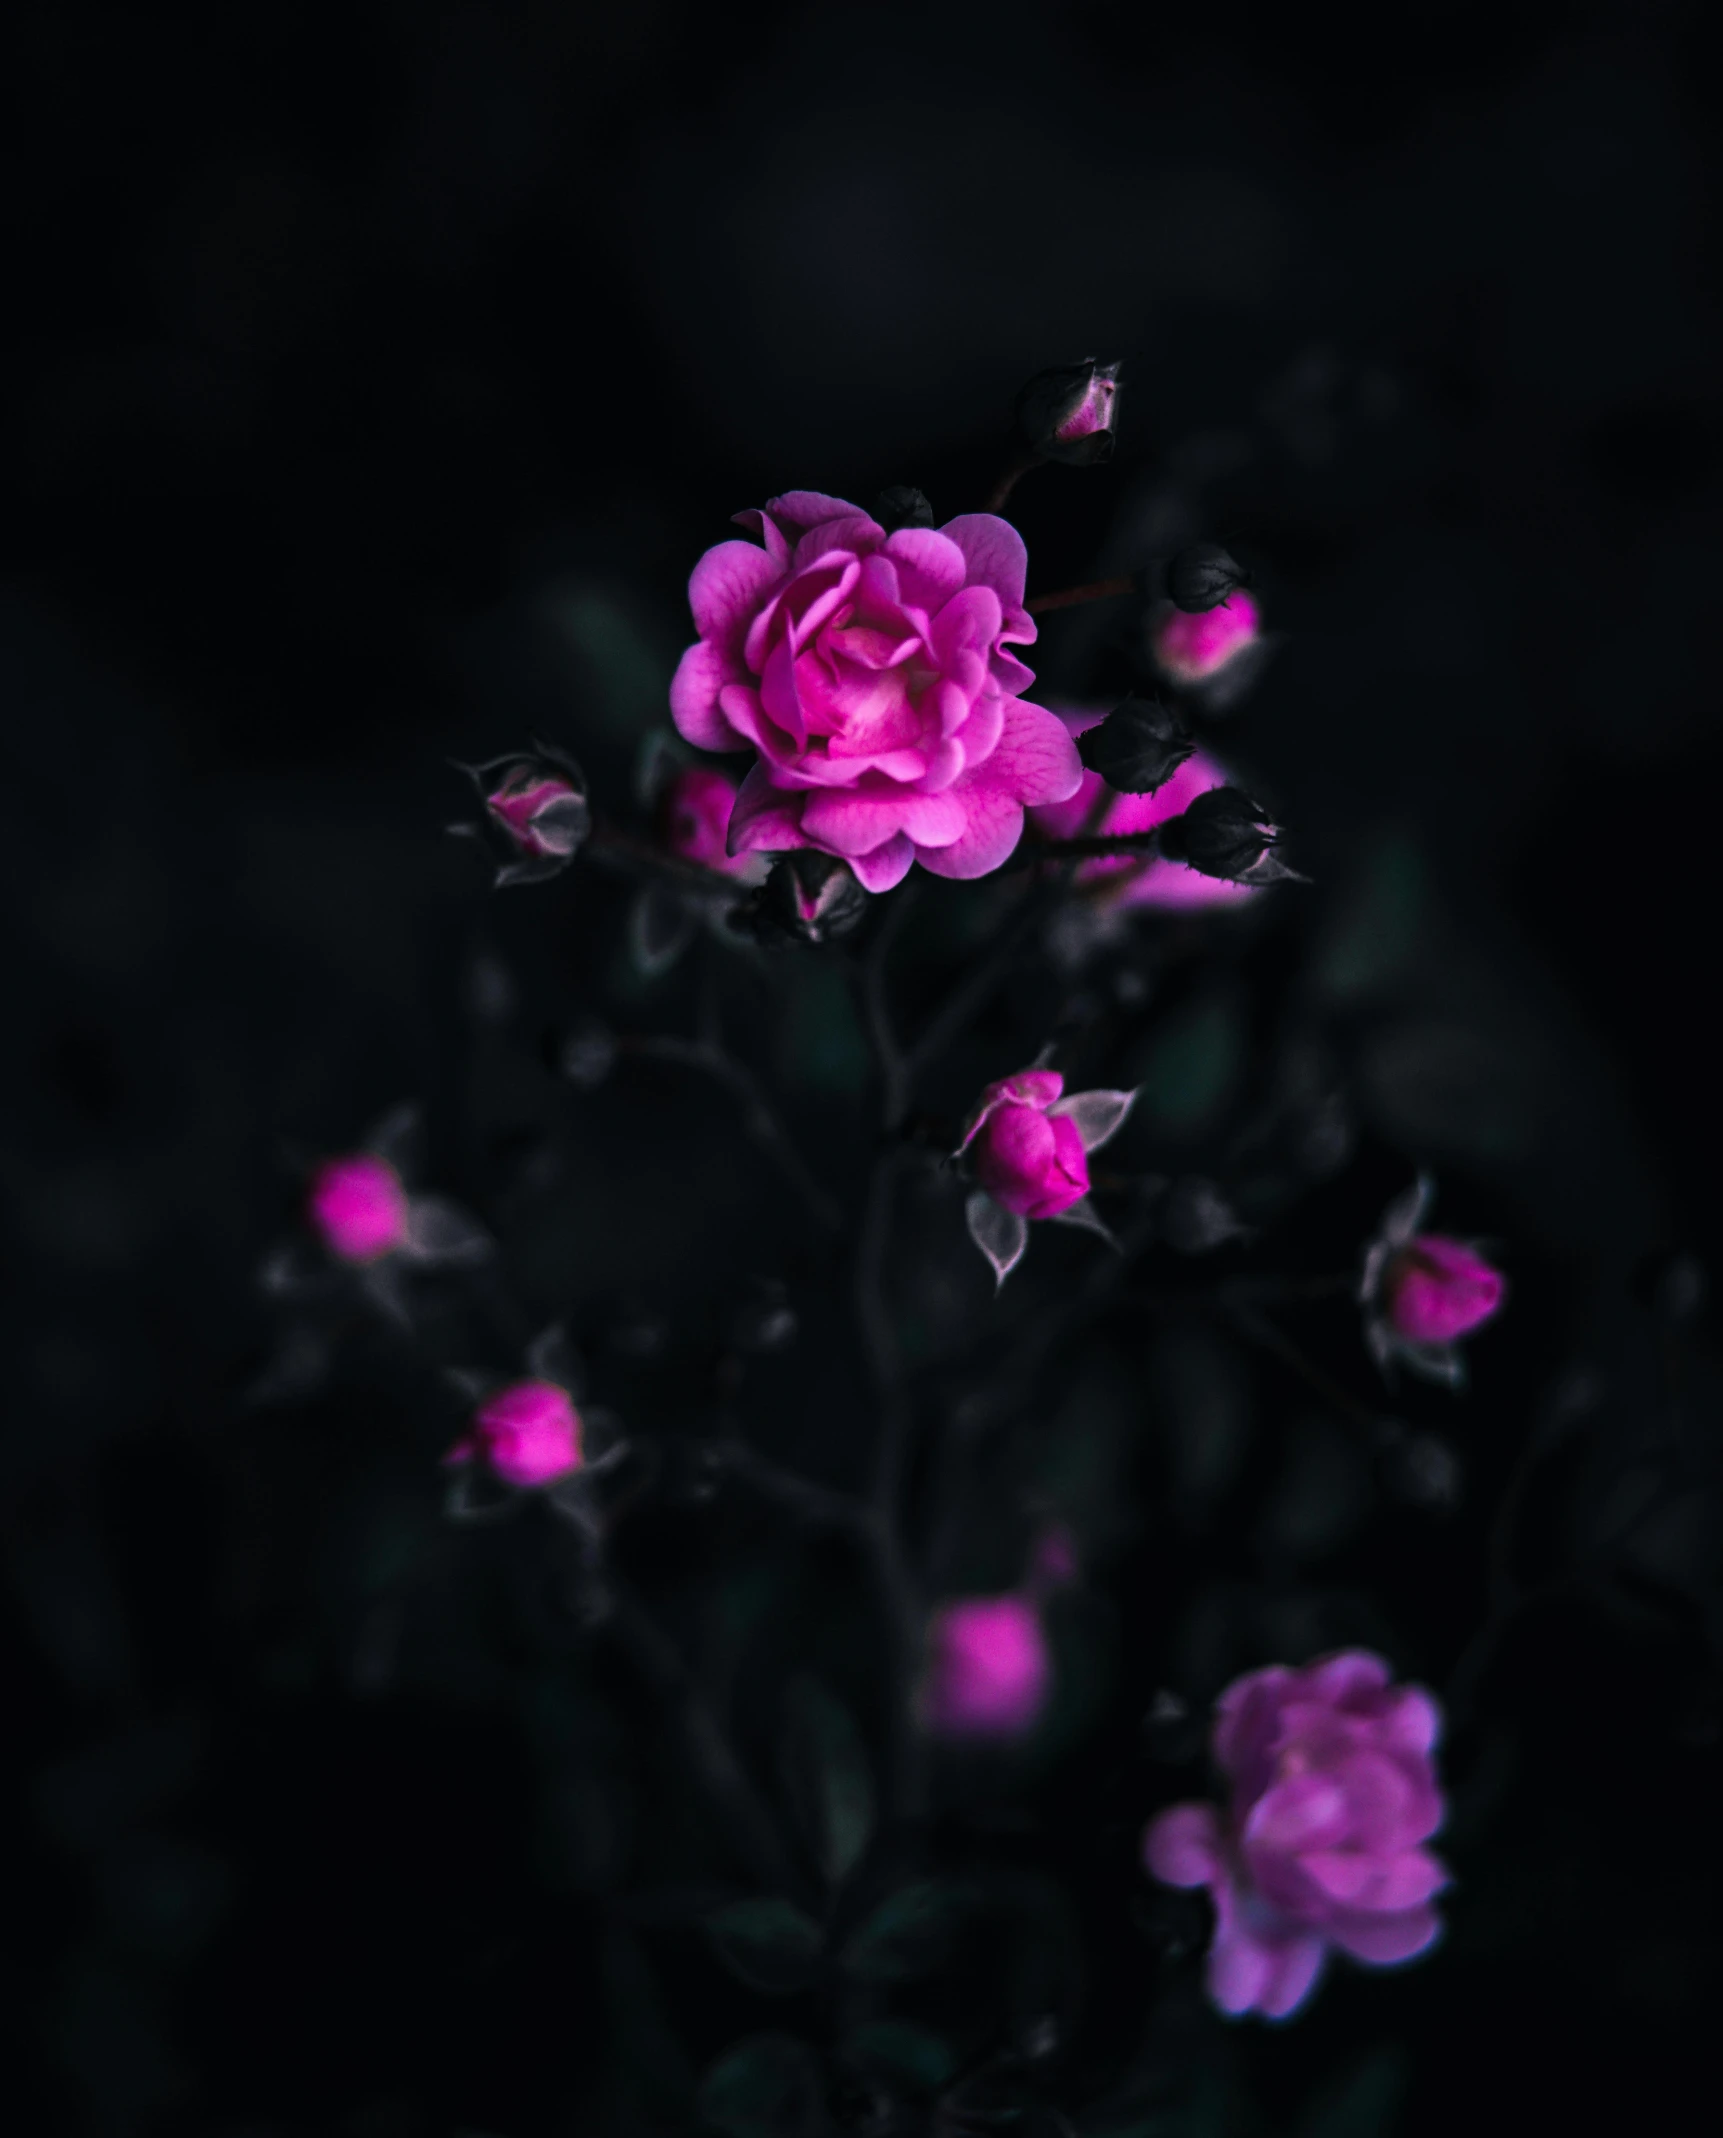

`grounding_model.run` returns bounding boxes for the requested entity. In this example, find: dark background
[5,2,1721,2132]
